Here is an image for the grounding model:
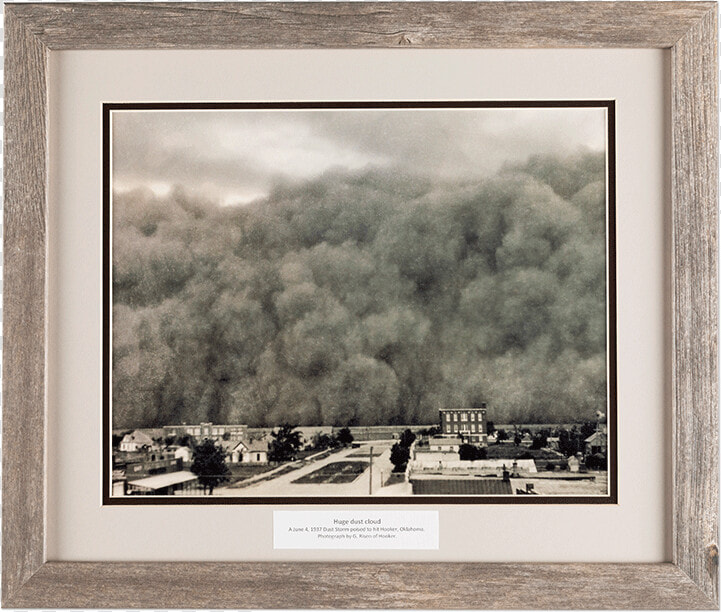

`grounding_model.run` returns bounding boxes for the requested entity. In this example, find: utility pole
[369,445,373,495]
